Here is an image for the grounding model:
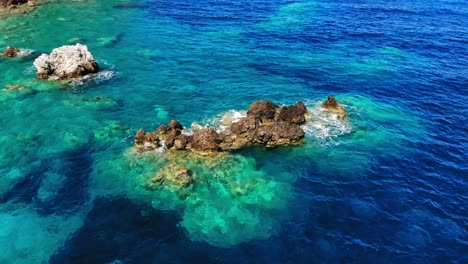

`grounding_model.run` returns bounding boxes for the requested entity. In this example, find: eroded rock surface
[322,95,347,119]
[134,101,308,155]
[33,43,99,80]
